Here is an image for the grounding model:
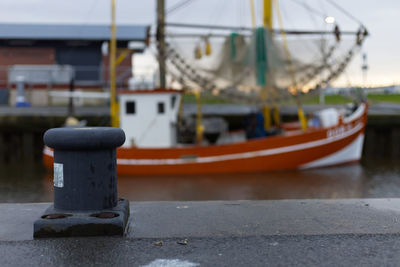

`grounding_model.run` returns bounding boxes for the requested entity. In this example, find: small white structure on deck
[119,89,181,148]
[315,108,339,128]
